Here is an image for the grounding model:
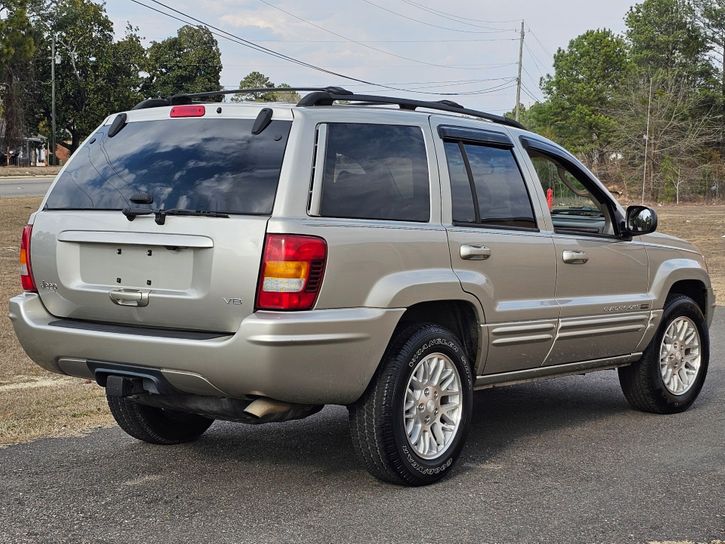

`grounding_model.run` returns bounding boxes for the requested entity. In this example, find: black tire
[348,323,474,486]
[618,295,709,414]
[107,394,214,445]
